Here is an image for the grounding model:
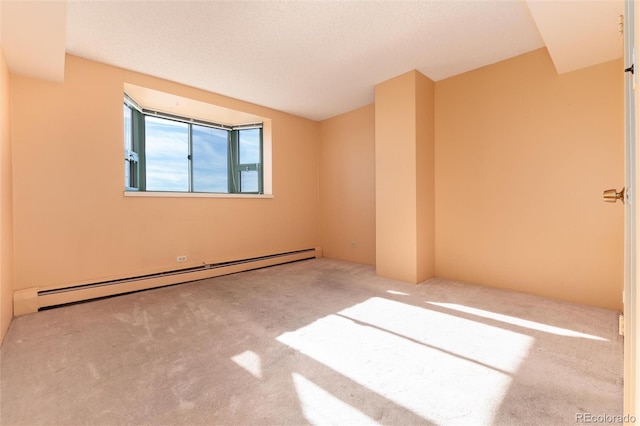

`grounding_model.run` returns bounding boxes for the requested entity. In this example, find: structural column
[375,70,435,283]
